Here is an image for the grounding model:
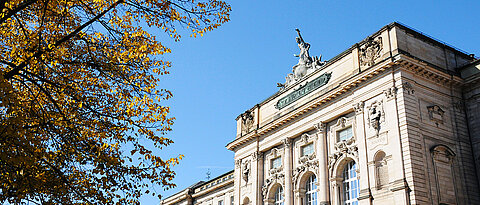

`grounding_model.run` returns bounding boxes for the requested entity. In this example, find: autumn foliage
[0,0,230,204]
